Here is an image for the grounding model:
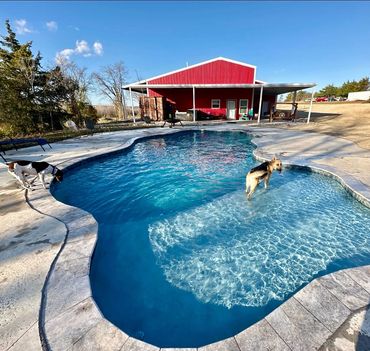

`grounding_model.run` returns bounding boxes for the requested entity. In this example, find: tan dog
[246,157,282,199]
